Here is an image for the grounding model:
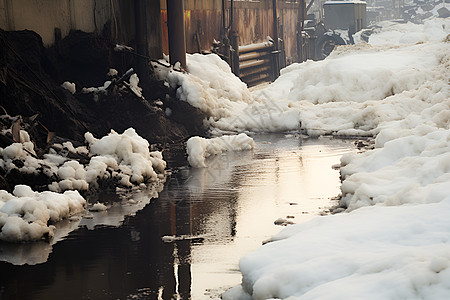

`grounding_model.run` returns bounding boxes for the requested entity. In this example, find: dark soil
[0,28,207,191]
